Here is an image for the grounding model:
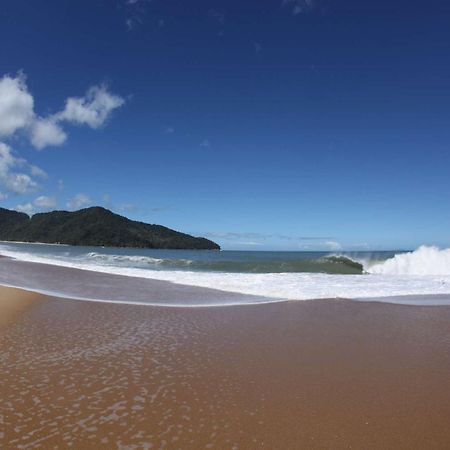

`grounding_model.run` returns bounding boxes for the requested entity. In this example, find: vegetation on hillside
[0,206,220,250]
